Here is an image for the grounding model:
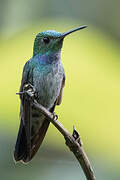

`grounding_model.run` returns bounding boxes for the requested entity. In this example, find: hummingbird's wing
[56,74,65,105]
[14,60,32,162]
